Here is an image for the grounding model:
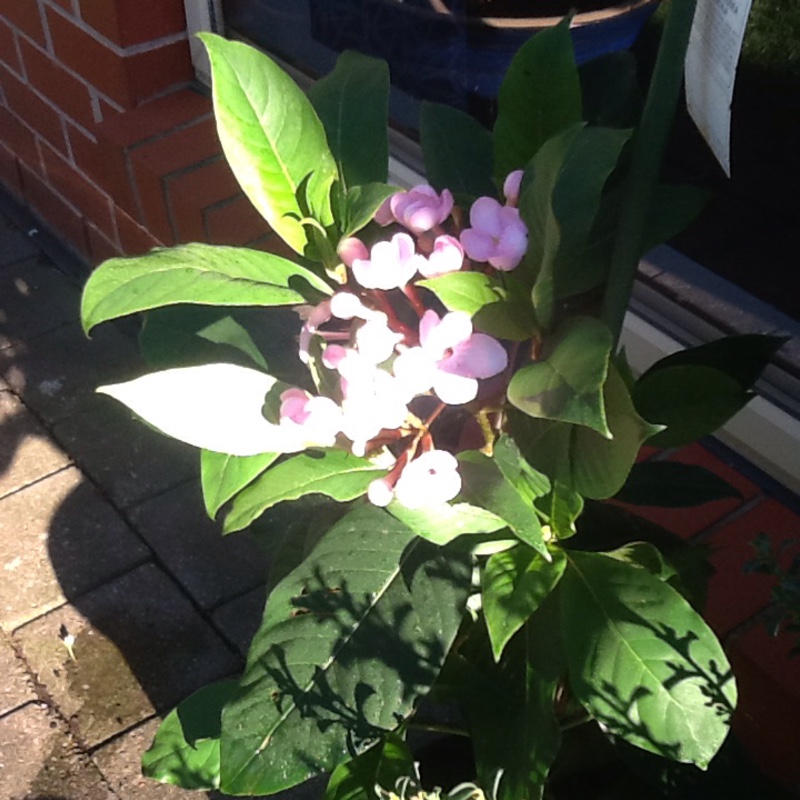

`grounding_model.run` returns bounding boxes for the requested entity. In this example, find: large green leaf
[387,500,506,546]
[560,551,736,767]
[223,450,385,532]
[579,50,641,129]
[219,505,471,795]
[201,450,280,519]
[511,367,661,499]
[200,34,337,255]
[633,365,752,448]
[508,317,613,435]
[482,545,566,661]
[325,733,413,800]
[420,101,496,204]
[457,451,548,557]
[308,50,389,190]
[493,17,582,181]
[615,460,742,508]
[81,243,332,334]
[418,272,503,316]
[342,183,398,238]
[142,679,239,790]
